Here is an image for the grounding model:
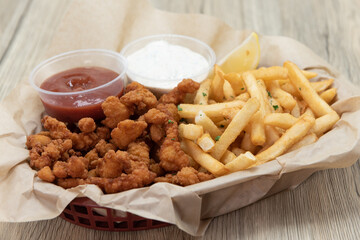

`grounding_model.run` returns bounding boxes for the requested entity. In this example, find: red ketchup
[40,67,123,123]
